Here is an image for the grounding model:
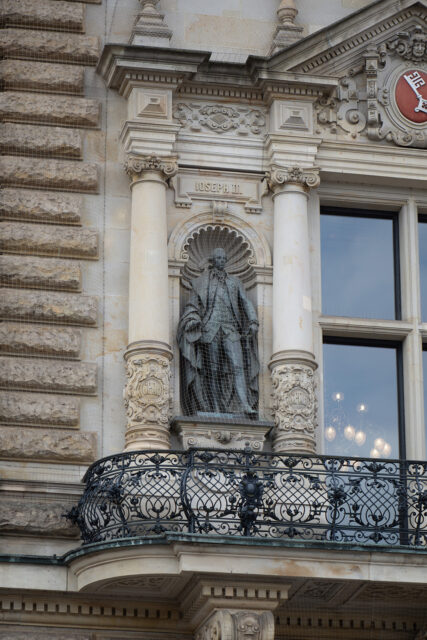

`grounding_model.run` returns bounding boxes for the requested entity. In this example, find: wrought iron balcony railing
[67,448,427,549]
